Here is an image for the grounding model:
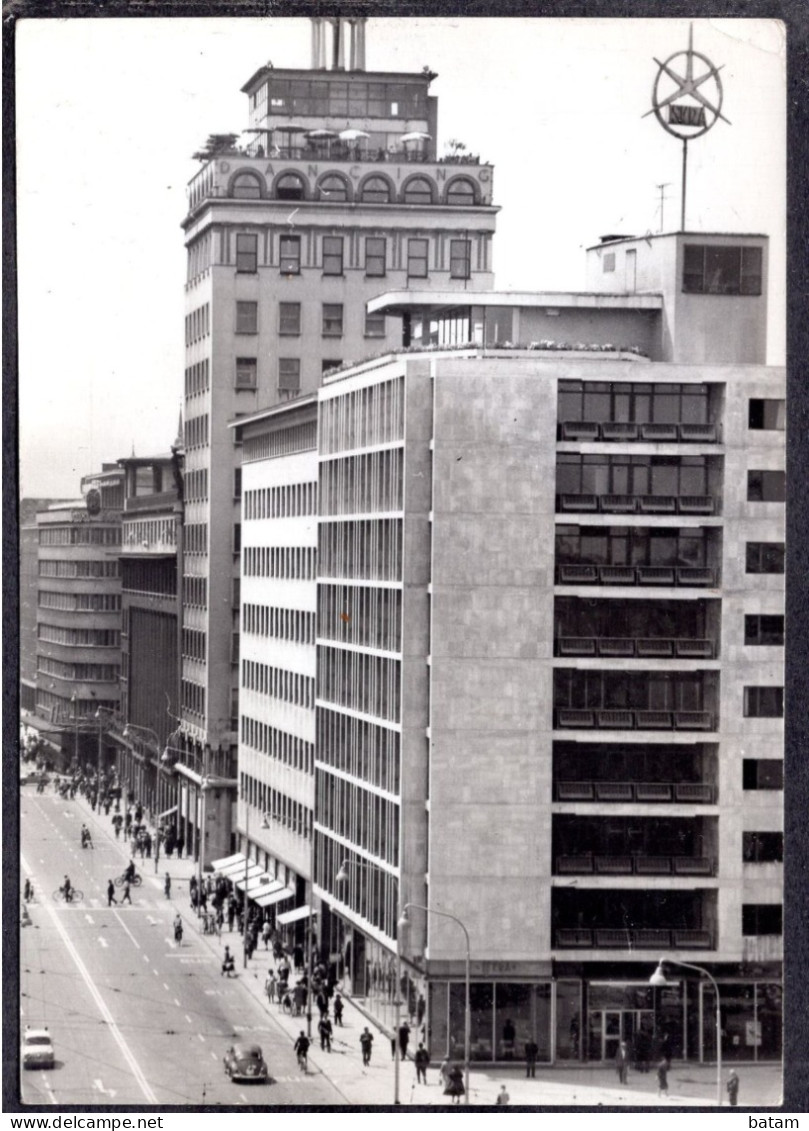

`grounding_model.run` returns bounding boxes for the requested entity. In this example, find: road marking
[147,915,160,926]
[163,983,170,991]
[98,937,109,948]
[84,914,95,925]
[174,998,180,1007]
[165,937,177,949]
[22,852,158,1105]
[113,910,141,950]
[40,1076,57,1105]
[198,1033,206,1042]
[210,1052,217,1060]
[92,1079,118,1099]
[186,1014,193,1023]
[153,969,160,976]
[142,954,149,963]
